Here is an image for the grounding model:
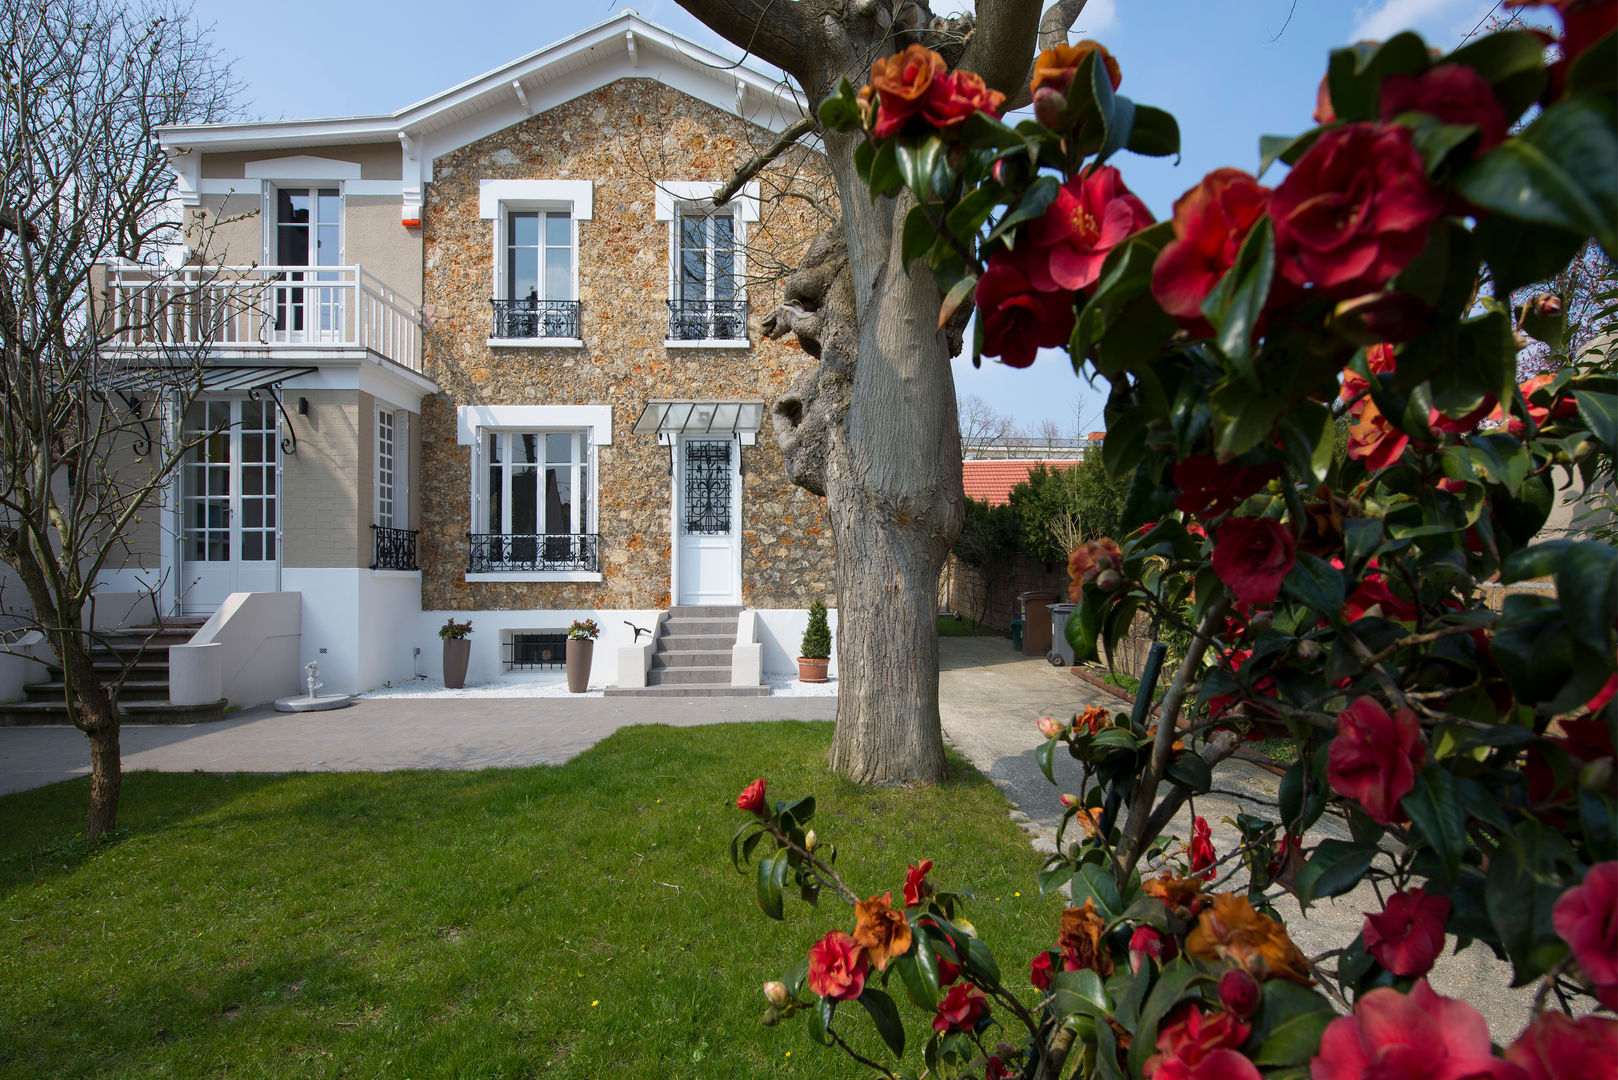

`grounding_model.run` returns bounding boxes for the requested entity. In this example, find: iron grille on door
[683,440,732,534]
